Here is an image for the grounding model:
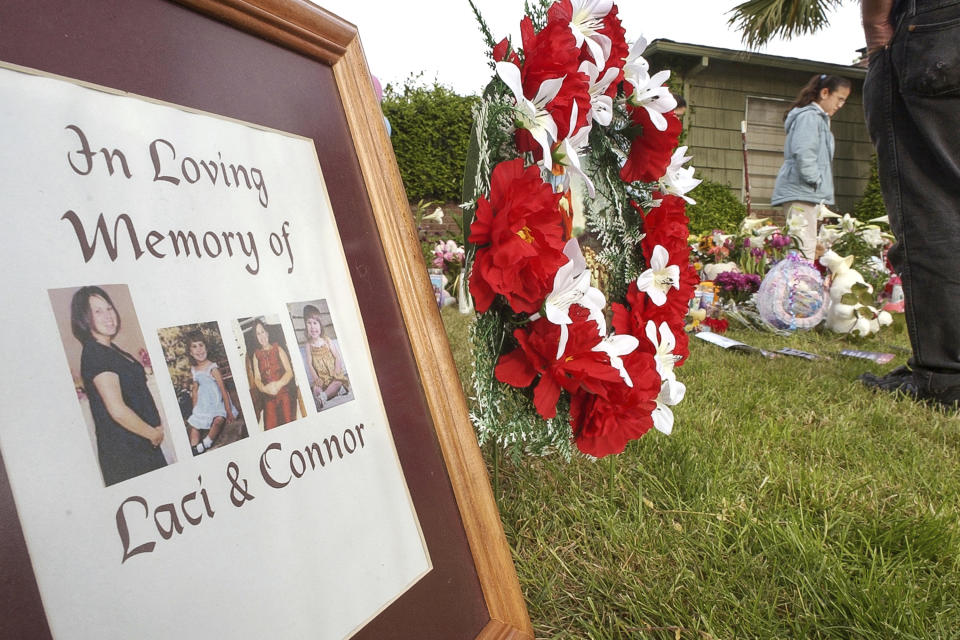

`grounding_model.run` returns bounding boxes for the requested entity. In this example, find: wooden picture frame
[0,1,532,638]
